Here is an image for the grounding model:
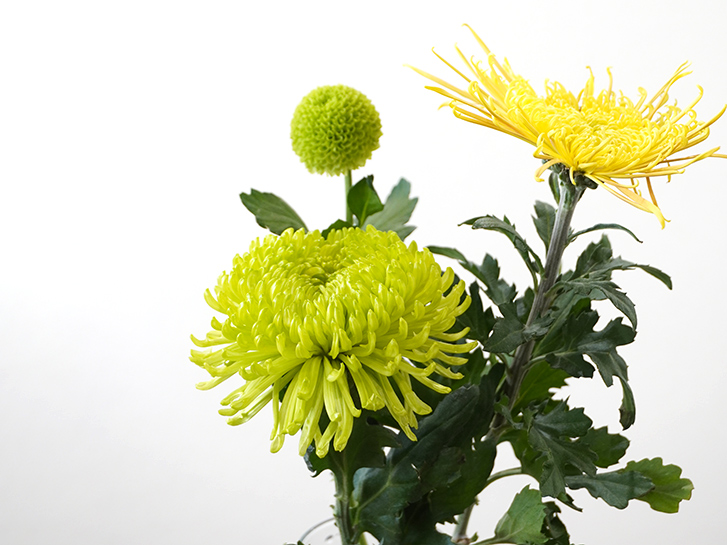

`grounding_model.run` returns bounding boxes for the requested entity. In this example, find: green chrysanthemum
[191,226,475,457]
[290,85,382,176]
